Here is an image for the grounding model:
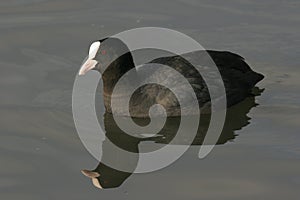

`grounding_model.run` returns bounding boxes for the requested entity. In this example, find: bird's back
[125,50,263,117]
